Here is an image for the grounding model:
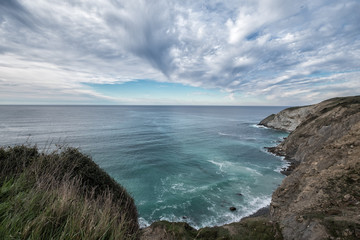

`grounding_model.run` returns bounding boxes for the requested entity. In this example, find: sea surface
[0,105,288,228]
